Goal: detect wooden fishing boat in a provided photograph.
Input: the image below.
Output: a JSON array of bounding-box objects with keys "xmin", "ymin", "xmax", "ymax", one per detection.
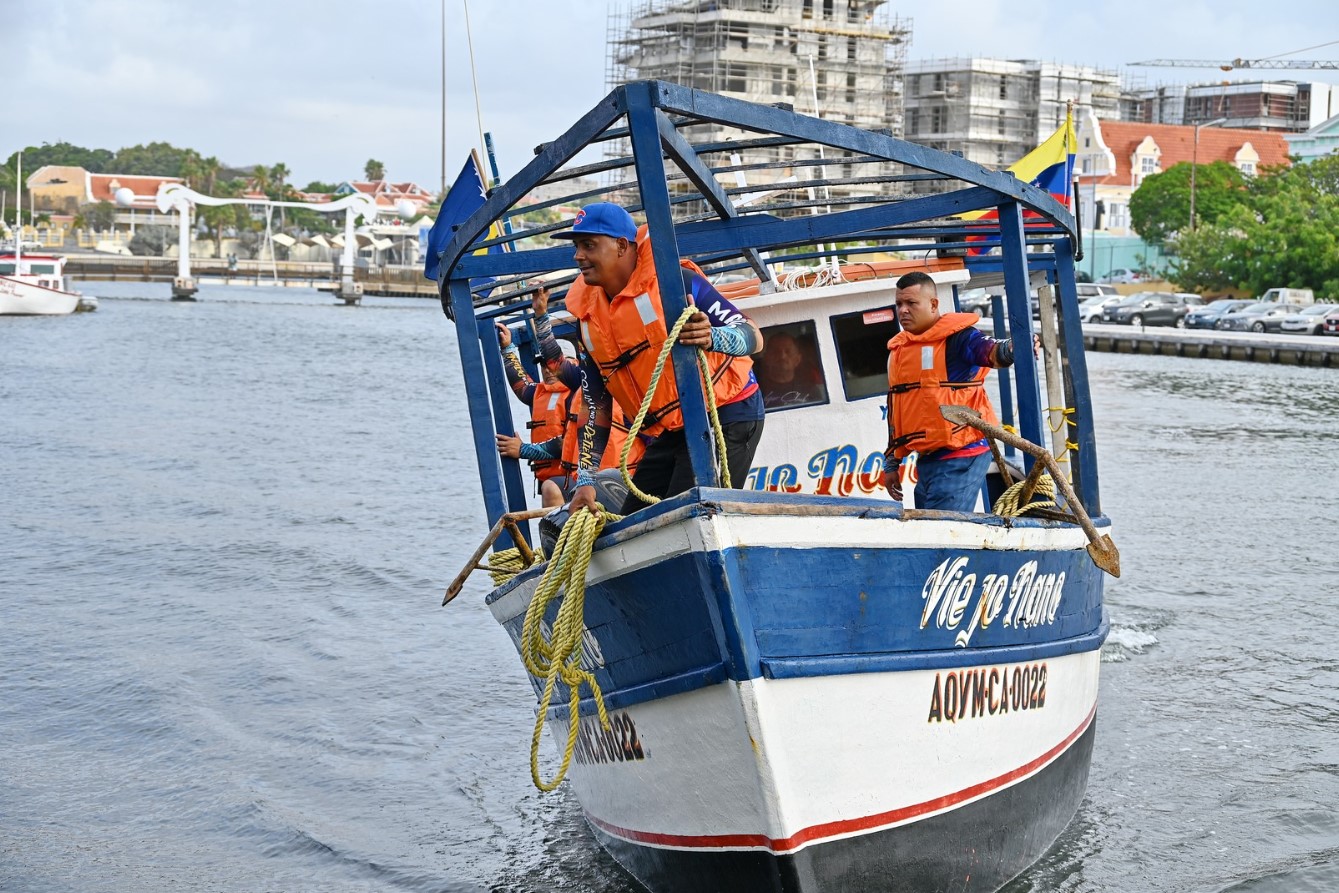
[{"xmin": 437, "ymin": 81, "xmax": 1116, "ymax": 893}]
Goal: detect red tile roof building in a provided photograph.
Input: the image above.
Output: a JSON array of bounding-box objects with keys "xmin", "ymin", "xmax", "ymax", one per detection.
[{"xmin": 1074, "ymin": 115, "xmax": 1291, "ymax": 237}]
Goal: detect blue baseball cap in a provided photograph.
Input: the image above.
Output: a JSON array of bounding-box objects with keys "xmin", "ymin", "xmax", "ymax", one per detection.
[{"xmin": 550, "ymin": 202, "xmax": 637, "ymax": 242}]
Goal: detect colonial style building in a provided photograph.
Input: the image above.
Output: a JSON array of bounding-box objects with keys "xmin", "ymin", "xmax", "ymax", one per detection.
[
  {"xmin": 1074, "ymin": 114, "xmax": 1291, "ymax": 237},
  {"xmin": 26, "ymin": 166, "xmax": 184, "ymax": 228}
]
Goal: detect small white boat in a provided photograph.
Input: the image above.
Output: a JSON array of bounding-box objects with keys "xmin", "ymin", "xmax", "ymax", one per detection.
[{"xmin": 0, "ymin": 253, "xmax": 83, "ymax": 316}]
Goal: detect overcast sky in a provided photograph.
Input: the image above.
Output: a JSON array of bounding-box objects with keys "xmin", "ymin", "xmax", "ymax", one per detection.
[{"xmin": 7, "ymin": 0, "xmax": 1337, "ymax": 191}]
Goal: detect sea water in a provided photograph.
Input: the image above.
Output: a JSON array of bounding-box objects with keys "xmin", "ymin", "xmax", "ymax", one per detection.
[{"xmin": 2, "ymin": 284, "xmax": 1336, "ymax": 892}]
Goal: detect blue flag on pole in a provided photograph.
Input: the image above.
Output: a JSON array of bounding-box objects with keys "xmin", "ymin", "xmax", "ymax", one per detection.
[{"xmin": 424, "ymin": 150, "xmax": 496, "ymax": 282}]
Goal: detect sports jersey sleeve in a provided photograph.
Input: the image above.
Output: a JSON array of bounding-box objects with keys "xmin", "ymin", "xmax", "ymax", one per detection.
[
  {"xmin": 682, "ymin": 270, "xmax": 760, "ymax": 357},
  {"xmin": 501, "ymin": 345, "xmax": 538, "ymax": 403},
  {"xmin": 574, "ymin": 352, "xmax": 611, "ymax": 489}
]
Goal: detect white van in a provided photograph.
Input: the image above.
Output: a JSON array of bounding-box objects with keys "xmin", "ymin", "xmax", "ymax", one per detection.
[{"xmin": 1258, "ymin": 287, "xmax": 1314, "ymax": 305}]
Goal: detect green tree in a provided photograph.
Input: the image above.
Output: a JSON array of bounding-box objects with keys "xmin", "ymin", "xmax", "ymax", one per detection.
[
  {"xmin": 199, "ymin": 179, "xmax": 249, "ymax": 257},
  {"xmin": 5, "ymin": 141, "xmax": 115, "ymax": 173},
  {"xmin": 364, "ymin": 158, "xmax": 385, "ymax": 181},
  {"xmin": 111, "ymin": 142, "xmax": 195, "ymax": 176},
  {"xmin": 1173, "ymin": 157, "xmax": 1339, "ymax": 297},
  {"xmin": 199, "ymin": 156, "xmax": 222, "ymax": 195},
  {"xmin": 302, "ymin": 180, "xmax": 338, "ymax": 194},
  {"xmin": 270, "ymin": 163, "xmax": 291, "ymax": 197},
  {"xmin": 1129, "ymin": 161, "xmax": 1245, "ymax": 245},
  {"xmin": 269, "ymin": 162, "xmax": 292, "ymax": 227},
  {"xmin": 81, "ymin": 201, "xmax": 117, "ymax": 231}
]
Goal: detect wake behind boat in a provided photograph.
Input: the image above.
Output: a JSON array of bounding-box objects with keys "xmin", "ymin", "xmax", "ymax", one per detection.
[{"xmin": 436, "ymin": 81, "xmax": 1115, "ymax": 893}]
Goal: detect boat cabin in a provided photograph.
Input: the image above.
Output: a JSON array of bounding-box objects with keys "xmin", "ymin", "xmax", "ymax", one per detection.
[
  {"xmin": 436, "ymin": 80, "xmax": 1102, "ymax": 538},
  {"xmin": 0, "ymin": 254, "xmax": 70, "ymax": 292}
]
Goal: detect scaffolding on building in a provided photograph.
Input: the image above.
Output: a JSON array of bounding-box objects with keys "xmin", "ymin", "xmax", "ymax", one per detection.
[
  {"xmin": 903, "ymin": 58, "xmax": 1120, "ymax": 171},
  {"xmin": 605, "ymin": 0, "xmax": 912, "ymax": 209}
]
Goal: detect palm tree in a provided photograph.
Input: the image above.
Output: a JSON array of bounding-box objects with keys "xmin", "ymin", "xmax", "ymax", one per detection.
[
  {"xmin": 200, "ymin": 156, "xmax": 221, "ymax": 195},
  {"xmin": 180, "ymin": 150, "xmax": 204, "ymax": 190},
  {"xmin": 364, "ymin": 158, "xmax": 386, "ymax": 182},
  {"xmin": 251, "ymin": 165, "xmax": 271, "ymax": 197},
  {"xmin": 270, "ymin": 162, "xmax": 291, "ymax": 228}
]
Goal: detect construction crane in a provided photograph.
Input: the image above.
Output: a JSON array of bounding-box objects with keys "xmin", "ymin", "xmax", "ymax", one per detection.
[{"xmin": 1129, "ymin": 58, "xmax": 1339, "ymax": 71}]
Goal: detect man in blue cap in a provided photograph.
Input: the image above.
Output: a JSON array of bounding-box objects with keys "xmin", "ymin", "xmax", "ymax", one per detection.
[{"xmin": 548, "ymin": 202, "xmax": 765, "ymax": 516}]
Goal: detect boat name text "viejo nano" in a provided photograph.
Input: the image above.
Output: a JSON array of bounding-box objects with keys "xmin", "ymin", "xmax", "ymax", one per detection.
[
  {"xmin": 921, "ymin": 557, "xmax": 1066, "ymax": 647},
  {"xmin": 927, "ymin": 662, "xmax": 1048, "ymax": 723}
]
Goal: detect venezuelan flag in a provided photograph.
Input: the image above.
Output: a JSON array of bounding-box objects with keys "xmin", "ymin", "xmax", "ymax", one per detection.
[{"xmin": 961, "ymin": 110, "xmax": 1076, "ymax": 253}]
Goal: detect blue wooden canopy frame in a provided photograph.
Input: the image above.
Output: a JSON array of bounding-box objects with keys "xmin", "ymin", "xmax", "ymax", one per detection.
[{"xmin": 437, "ymin": 81, "xmax": 1102, "ymax": 543}]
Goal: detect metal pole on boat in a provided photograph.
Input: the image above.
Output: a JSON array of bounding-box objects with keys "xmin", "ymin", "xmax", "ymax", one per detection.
[
  {"xmin": 13, "ymin": 152, "xmax": 20, "ymax": 269},
  {"xmin": 625, "ymin": 83, "xmax": 718, "ymax": 488},
  {"xmin": 1052, "ymin": 239, "xmax": 1102, "ymax": 514},
  {"xmin": 996, "ymin": 201, "xmax": 1047, "ymax": 466},
  {"xmin": 1036, "ymin": 282, "xmax": 1068, "ymax": 472}
]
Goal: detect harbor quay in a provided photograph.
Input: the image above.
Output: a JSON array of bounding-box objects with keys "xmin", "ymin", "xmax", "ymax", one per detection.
[
  {"xmin": 61, "ymin": 253, "xmax": 437, "ymax": 297},
  {"xmin": 1079, "ymin": 323, "xmax": 1339, "ymax": 367}
]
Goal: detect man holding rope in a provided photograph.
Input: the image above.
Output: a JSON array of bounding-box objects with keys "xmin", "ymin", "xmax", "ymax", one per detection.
[{"xmin": 555, "ymin": 203, "xmax": 765, "ymax": 516}]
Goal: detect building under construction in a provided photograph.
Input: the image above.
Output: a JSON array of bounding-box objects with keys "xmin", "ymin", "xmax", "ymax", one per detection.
[
  {"xmin": 902, "ymin": 58, "xmax": 1121, "ymax": 169},
  {"xmin": 607, "ymin": 0, "xmax": 911, "ymax": 206}
]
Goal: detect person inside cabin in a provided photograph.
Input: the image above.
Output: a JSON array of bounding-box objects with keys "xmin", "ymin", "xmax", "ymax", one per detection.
[
  {"xmin": 756, "ymin": 328, "xmax": 826, "ymax": 409},
  {"xmin": 554, "ymin": 202, "xmax": 765, "ymax": 517},
  {"xmin": 883, "ymin": 270, "xmax": 1015, "ymax": 513},
  {"xmin": 494, "ymin": 290, "xmax": 584, "ymax": 508}
]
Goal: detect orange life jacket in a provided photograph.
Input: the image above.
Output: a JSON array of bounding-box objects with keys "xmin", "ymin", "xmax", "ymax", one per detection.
[
  {"xmin": 886, "ymin": 312, "xmax": 999, "ymax": 459},
  {"xmin": 564, "ymin": 226, "xmax": 754, "ymax": 440},
  {"xmin": 600, "ymin": 410, "xmax": 645, "ymax": 474},
  {"xmin": 528, "ymin": 380, "xmax": 578, "ymax": 482}
]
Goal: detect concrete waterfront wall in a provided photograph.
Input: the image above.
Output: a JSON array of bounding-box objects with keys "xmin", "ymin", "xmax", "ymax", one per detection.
[{"xmin": 1082, "ymin": 326, "xmax": 1338, "ymax": 367}]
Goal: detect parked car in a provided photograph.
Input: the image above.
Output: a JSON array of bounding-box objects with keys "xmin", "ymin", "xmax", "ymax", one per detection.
[
  {"xmin": 1324, "ymin": 307, "xmax": 1339, "ymax": 336},
  {"xmin": 1216, "ymin": 302, "xmax": 1304, "ymax": 332},
  {"xmin": 1184, "ymin": 299, "xmax": 1253, "ymax": 329},
  {"xmin": 1278, "ymin": 303, "xmax": 1336, "ymax": 336},
  {"xmin": 956, "ymin": 288, "xmax": 993, "ymax": 317},
  {"xmin": 1098, "ymin": 267, "xmax": 1143, "ymax": 284},
  {"xmin": 1101, "ymin": 293, "xmax": 1153, "ymax": 323},
  {"xmin": 1078, "ymin": 294, "xmax": 1125, "ymax": 323},
  {"xmin": 1257, "ymin": 287, "xmax": 1315, "ymax": 305},
  {"xmin": 1109, "ymin": 292, "xmax": 1203, "ymax": 327},
  {"xmin": 1076, "ymin": 283, "xmax": 1119, "ymax": 301}
]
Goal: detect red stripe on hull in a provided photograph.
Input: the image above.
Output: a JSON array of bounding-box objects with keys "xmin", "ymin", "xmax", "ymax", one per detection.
[{"xmin": 586, "ymin": 702, "xmax": 1097, "ymax": 854}]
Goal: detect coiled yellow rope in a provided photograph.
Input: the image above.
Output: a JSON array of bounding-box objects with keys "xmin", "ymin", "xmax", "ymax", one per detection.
[
  {"xmin": 519, "ymin": 505, "xmax": 621, "ymax": 791},
  {"xmin": 488, "ymin": 547, "xmax": 544, "ymax": 586},
  {"xmin": 619, "ymin": 306, "xmax": 731, "ymax": 504},
  {"xmin": 992, "ymin": 472, "xmax": 1058, "ymax": 518}
]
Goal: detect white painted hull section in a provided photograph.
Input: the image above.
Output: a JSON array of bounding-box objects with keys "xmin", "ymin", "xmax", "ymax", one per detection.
[
  {"xmin": 0, "ymin": 276, "xmax": 80, "ymax": 316},
  {"xmin": 561, "ymin": 649, "xmax": 1099, "ymax": 854}
]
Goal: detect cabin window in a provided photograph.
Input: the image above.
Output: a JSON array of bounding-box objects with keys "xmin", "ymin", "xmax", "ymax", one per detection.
[
  {"xmin": 757, "ymin": 321, "xmax": 828, "ymax": 411},
  {"xmin": 31, "ymin": 264, "xmax": 57, "ymax": 275},
  {"xmin": 0, "ymin": 264, "xmax": 15, "ymax": 275},
  {"xmin": 831, "ymin": 306, "xmax": 899, "ymax": 401}
]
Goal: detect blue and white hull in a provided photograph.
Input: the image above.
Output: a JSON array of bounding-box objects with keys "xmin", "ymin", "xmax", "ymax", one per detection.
[{"xmin": 487, "ymin": 490, "xmax": 1108, "ymax": 893}]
